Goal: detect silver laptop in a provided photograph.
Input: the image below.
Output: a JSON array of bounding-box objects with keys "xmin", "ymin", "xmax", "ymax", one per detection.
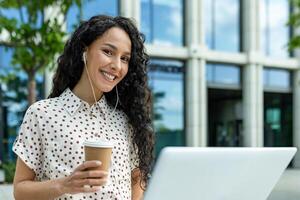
[{"xmin": 144, "ymin": 147, "xmax": 297, "ymax": 200}]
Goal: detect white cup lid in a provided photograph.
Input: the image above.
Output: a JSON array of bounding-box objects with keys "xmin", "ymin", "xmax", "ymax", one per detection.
[{"xmin": 83, "ymin": 140, "xmax": 114, "ymax": 148}]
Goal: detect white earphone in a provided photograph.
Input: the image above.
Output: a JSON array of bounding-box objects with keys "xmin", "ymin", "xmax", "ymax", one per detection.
[
  {"xmin": 82, "ymin": 51, "xmax": 87, "ymax": 66},
  {"xmin": 82, "ymin": 50, "xmax": 119, "ymax": 115}
]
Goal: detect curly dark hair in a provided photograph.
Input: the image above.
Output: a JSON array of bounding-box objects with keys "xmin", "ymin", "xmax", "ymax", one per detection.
[{"xmin": 48, "ymin": 15, "xmax": 154, "ymax": 187}]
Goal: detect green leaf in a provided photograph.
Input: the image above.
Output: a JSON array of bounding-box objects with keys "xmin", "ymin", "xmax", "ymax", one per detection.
[
  {"xmin": 288, "ymin": 0, "xmax": 300, "ymax": 51},
  {"xmin": 0, "ymin": 0, "xmax": 81, "ymax": 104}
]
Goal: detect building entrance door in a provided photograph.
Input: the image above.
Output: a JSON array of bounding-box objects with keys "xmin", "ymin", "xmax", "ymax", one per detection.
[
  {"xmin": 208, "ymin": 89, "xmax": 243, "ymax": 146},
  {"xmin": 264, "ymin": 92, "xmax": 293, "ymax": 147}
]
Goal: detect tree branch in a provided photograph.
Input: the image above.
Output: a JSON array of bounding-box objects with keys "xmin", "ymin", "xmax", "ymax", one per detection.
[
  {"xmin": 35, "ymin": 58, "xmax": 48, "ymax": 72},
  {"xmin": 22, "ymin": 64, "xmax": 31, "ymax": 74},
  {"xmin": 0, "ymin": 40, "xmax": 20, "ymax": 47},
  {"xmin": 61, "ymin": 1, "xmax": 70, "ymax": 24}
]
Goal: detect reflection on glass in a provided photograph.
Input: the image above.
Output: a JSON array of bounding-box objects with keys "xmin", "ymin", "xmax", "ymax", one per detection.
[
  {"xmin": 0, "ymin": 7, "xmax": 42, "ymax": 25},
  {"xmin": 205, "ymin": 0, "xmax": 240, "ymax": 52},
  {"xmin": 141, "ymin": 0, "xmax": 151, "ymax": 43},
  {"xmin": 141, "ymin": 0, "xmax": 183, "ymax": 46},
  {"xmin": 206, "ymin": 63, "xmax": 214, "ymax": 82},
  {"xmin": 0, "ymin": 8, "xmax": 19, "ymax": 20},
  {"xmin": 263, "ymin": 68, "xmax": 290, "ymax": 89},
  {"xmin": 208, "ymin": 89, "xmax": 243, "ymax": 147},
  {"xmin": 0, "ymin": 47, "xmax": 44, "ymax": 160},
  {"xmin": 0, "ymin": 47, "xmax": 13, "ymax": 74},
  {"xmin": 67, "ymin": 0, "xmax": 118, "ymax": 32},
  {"xmin": 206, "ymin": 63, "xmax": 240, "ymax": 85},
  {"xmin": 148, "ymin": 59, "xmax": 185, "ymax": 155},
  {"xmin": 260, "ymin": 0, "xmax": 290, "ymax": 58},
  {"xmin": 264, "ymin": 93, "xmax": 292, "ymax": 147}
]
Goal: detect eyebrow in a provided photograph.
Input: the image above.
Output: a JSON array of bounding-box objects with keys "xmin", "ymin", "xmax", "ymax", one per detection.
[{"xmin": 103, "ymin": 43, "xmax": 131, "ymax": 56}]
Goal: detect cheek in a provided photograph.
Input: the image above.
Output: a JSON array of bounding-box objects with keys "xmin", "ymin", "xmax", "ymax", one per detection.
[
  {"xmin": 121, "ymin": 66, "xmax": 129, "ymax": 78},
  {"xmin": 96, "ymin": 53, "xmax": 110, "ymax": 64}
]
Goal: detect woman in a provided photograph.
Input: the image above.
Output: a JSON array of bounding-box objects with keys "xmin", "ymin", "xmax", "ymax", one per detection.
[{"xmin": 12, "ymin": 15, "xmax": 154, "ymax": 200}]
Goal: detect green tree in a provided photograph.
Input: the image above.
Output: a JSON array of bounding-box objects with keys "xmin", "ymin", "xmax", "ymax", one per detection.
[
  {"xmin": 288, "ymin": 0, "xmax": 300, "ymax": 51},
  {"xmin": 0, "ymin": 0, "xmax": 81, "ymax": 105}
]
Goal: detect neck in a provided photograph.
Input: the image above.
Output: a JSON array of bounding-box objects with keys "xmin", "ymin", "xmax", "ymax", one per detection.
[{"xmin": 72, "ymin": 73, "xmax": 103, "ymax": 106}]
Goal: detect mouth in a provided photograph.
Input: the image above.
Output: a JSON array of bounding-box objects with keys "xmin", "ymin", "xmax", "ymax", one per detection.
[{"xmin": 100, "ymin": 70, "xmax": 117, "ymax": 81}]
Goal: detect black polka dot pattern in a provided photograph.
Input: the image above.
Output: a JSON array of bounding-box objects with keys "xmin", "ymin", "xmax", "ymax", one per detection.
[{"xmin": 12, "ymin": 88, "xmax": 139, "ymax": 200}]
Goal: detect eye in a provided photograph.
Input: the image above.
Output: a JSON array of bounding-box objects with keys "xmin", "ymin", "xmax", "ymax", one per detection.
[
  {"xmin": 121, "ymin": 56, "xmax": 130, "ymax": 64},
  {"xmin": 103, "ymin": 49, "xmax": 113, "ymax": 56}
]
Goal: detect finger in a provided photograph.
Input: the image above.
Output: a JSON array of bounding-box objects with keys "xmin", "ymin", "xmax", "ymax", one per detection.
[
  {"xmin": 89, "ymin": 179, "xmax": 107, "ymax": 186},
  {"xmin": 73, "ymin": 186, "xmax": 102, "ymax": 193},
  {"xmin": 74, "ymin": 161, "xmax": 102, "ymax": 172},
  {"xmin": 73, "ymin": 178, "xmax": 108, "ymax": 187},
  {"xmin": 72, "ymin": 170, "xmax": 108, "ymax": 180}
]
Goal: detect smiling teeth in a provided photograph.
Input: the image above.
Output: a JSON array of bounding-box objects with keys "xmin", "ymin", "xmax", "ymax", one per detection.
[{"xmin": 102, "ymin": 71, "xmax": 115, "ymax": 80}]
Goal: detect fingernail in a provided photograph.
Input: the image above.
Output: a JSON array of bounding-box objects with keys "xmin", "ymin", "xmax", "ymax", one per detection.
[{"xmin": 96, "ymin": 161, "xmax": 101, "ymax": 165}]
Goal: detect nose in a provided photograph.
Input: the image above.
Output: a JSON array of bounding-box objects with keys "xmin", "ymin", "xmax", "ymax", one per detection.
[{"xmin": 110, "ymin": 57, "xmax": 122, "ymax": 71}]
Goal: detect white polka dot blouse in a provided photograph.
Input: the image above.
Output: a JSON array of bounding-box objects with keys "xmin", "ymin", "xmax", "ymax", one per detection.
[{"xmin": 13, "ymin": 88, "xmax": 139, "ymax": 200}]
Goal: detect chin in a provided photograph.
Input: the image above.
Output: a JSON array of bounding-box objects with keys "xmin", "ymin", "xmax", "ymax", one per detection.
[{"xmin": 100, "ymin": 86, "xmax": 114, "ymax": 93}]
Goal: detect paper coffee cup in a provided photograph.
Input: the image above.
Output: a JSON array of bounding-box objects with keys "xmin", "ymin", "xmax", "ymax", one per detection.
[{"xmin": 83, "ymin": 140, "xmax": 114, "ymax": 172}]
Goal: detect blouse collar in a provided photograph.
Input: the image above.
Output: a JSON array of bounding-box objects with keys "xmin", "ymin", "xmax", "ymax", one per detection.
[{"xmin": 59, "ymin": 88, "xmax": 111, "ymax": 116}]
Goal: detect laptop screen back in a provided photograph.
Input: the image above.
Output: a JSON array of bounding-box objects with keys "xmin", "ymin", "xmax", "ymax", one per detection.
[{"xmin": 144, "ymin": 147, "xmax": 297, "ymax": 200}]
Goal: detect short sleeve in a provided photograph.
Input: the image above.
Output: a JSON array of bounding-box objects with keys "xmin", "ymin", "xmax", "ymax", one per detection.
[
  {"xmin": 129, "ymin": 126, "xmax": 139, "ymax": 171},
  {"xmin": 12, "ymin": 104, "xmax": 44, "ymax": 177}
]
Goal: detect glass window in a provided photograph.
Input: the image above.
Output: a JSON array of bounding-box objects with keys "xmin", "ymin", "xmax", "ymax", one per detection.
[
  {"xmin": 205, "ymin": 0, "xmax": 241, "ymax": 52},
  {"xmin": 0, "ymin": 6, "xmax": 45, "ymax": 162},
  {"xmin": 148, "ymin": 59, "xmax": 185, "ymax": 155},
  {"xmin": 264, "ymin": 93, "xmax": 292, "ymax": 147},
  {"xmin": 0, "ymin": 7, "xmax": 42, "ymax": 26},
  {"xmin": 208, "ymin": 89, "xmax": 243, "ymax": 147},
  {"xmin": 67, "ymin": 0, "xmax": 118, "ymax": 32},
  {"xmin": 263, "ymin": 68, "xmax": 291, "ymax": 89},
  {"xmin": 0, "ymin": 47, "xmax": 13, "ymax": 74},
  {"xmin": 206, "ymin": 63, "xmax": 241, "ymax": 85},
  {"xmin": 0, "ymin": 47, "xmax": 44, "ymax": 161},
  {"xmin": 260, "ymin": 0, "xmax": 290, "ymax": 58},
  {"xmin": 141, "ymin": 0, "xmax": 184, "ymax": 46},
  {"xmin": 0, "ymin": 8, "xmax": 19, "ymax": 19}
]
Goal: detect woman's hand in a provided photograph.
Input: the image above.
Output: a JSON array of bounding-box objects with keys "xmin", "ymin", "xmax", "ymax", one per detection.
[{"xmin": 57, "ymin": 160, "xmax": 108, "ymax": 195}]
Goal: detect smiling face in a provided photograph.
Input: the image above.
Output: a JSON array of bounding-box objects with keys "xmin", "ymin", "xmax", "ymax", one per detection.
[{"xmin": 80, "ymin": 27, "xmax": 131, "ymax": 97}]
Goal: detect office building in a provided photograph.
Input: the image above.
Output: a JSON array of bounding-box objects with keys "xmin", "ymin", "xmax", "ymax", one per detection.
[{"xmin": 1, "ymin": 0, "xmax": 299, "ymax": 166}]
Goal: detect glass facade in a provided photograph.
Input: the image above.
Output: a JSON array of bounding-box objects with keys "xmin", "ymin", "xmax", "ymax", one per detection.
[
  {"xmin": 207, "ymin": 63, "xmax": 241, "ymax": 86},
  {"xmin": 67, "ymin": 0, "xmax": 118, "ymax": 32},
  {"xmin": 263, "ymin": 68, "xmax": 292, "ymax": 147},
  {"xmin": 264, "ymin": 93, "xmax": 293, "ymax": 147},
  {"xmin": 148, "ymin": 59, "xmax": 185, "ymax": 155},
  {"xmin": 260, "ymin": 0, "xmax": 290, "ymax": 58},
  {"xmin": 263, "ymin": 68, "xmax": 291, "ymax": 90},
  {"xmin": 0, "ymin": 8, "xmax": 45, "ymax": 161},
  {"xmin": 0, "ymin": 0, "xmax": 298, "ymax": 167},
  {"xmin": 207, "ymin": 63, "xmax": 242, "ymax": 147},
  {"xmin": 0, "ymin": 47, "xmax": 13, "ymax": 72},
  {"xmin": 0, "ymin": 47, "xmax": 44, "ymax": 161},
  {"xmin": 0, "ymin": 8, "xmax": 19, "ymax": 20},
  {"xmin": 0, "ymin": 7, "xmax": 42, "ymax": 25},
  {"xmin": 141, "ymin": 0, "xmax": 184, "ymax": 46},
  {"xmin": 208, "ymin": 89, "xmax": 243, "ymax": 147},
  {"xmin": 204, "ymin": 0, "xmax": 241, "ymax": 52}
]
